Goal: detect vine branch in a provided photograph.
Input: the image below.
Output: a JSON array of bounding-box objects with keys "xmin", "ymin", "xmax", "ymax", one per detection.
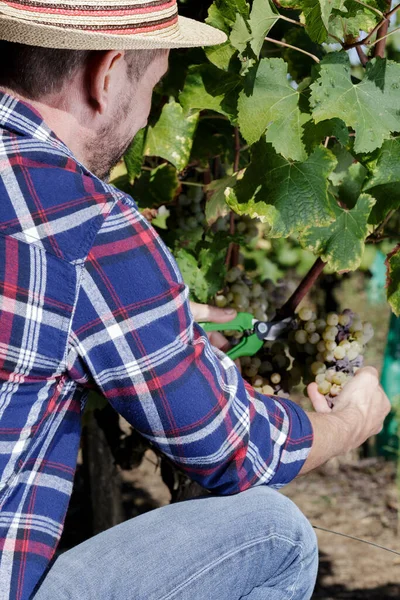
[
  {"xmin": 226, "ymin": 128, "xmax": 241, "ymax": 268},
  {"xmin": 275, "ymin": 258, "xmax": 326, "ymax": 320},
  {"xmin": 264, "ymin": 36, "xmax": 320, "ymax": 63}
]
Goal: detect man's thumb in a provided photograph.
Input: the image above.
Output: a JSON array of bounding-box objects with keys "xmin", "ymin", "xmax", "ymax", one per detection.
[{"xmin": 307, "ymin": 382, "xmax": 332, "ymax": 414}]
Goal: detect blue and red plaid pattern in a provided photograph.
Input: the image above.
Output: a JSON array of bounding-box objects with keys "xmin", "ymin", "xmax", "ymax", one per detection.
[{"xmin": 0, "ymin": 91, "xmax": 313, "ymax": 600}]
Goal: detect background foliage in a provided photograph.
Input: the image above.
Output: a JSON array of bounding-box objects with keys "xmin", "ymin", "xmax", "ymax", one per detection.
[{"xmin": 112, "ymin": 0, "xmax": 400, "ymax": 314}]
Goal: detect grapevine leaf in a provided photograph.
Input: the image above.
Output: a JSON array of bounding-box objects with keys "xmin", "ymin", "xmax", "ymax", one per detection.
[
  {"xmin": 174, "ymin": 235, "xmax": 228, "ymax": 302},
  {"xmin": 175, "ymin": 249, "xmax": 209, "ymax": 303},
  {"xmin": 338, "ymin": 163, "xmax": 367, "ymax": 209},
  {"xmin": 310, "ymin": 53, "xmax": 400, "ymax": 154},
  {"xmin": 205, "ymin": 174, "xmax": 237, "ymax": 225},
  {"xmin": 145, "ymin": 100, "xmax": 199, "ymax": 171},
  {"xmin": 302, "ymin": 0, "xmax": 329, "ymax": 43},
  {"xmin": 205, "ymin": 41, "xmax": 238, "ymax": 70},
  {"xmin": 362, "ymin": 138, "xmax": 400, "ymax": 223},
  {"xmin": 248, "ymin": 0, "xmax": 279, "ymax": 56},
  {"xmin": 230, "ymin": 13, "xmax": 252, "ymax": 54},
  {"xmin": 206, "ymin": 0, "xmax": 250, "ymax": 34},
  {"xmin": 386, "ymin": 244, "xmax": 400, "ymax": 316},
  {"xmin": 131, "ymin": 163, "xmax": 179, "ymax": 208},
  {"xmin": 328, "ymin": 9, "xmax": 376, "ymax": 40},
  {"xmin": 124, "ymin": 128, "xmax": 146, "ymax": 183},
  {"xmin": 179, "ymin": 64, "xmax": 240, "ymax": 121},
  {"xmin": 237, "ymin": 58, "xmax": 308, "ymax": 160},
  {"xmin": 225, "ymin": 141, "xmax": 337, "ymax": 237},
  {"xmin": 300, "ymin": 193, "xmax": 375, "ymax": 271},
  {"xmin": 303, "ymin": 118, "xmax": 349, "ymax": 153}
]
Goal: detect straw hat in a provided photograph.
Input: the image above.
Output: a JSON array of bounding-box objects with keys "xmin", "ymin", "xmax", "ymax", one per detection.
[{"xmin": 0, "ymin": 0, "xmax": 227, "ymax": 50}]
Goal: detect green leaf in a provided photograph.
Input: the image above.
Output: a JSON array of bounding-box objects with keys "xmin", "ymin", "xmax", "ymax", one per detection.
[
  {"xmin": 386, "ymin": 244, "xmax": 400, "ymax": 316},
  {"xmin": 303, "ymin": 118, "xmax": 349, "ymax": 153},
  {"xmin": 179, "ymin": 64, "xmax": 240, "ymax": 121},
  {"xmin": 124, "ymin": 128, "xmax": 146, "ymax": 183},
  {"xmin": 175, "ymin": 249, "xmax": 209, "ymax": 302},
  {"xmin": 300, "ymin": 193, "xmax": 375, "ymax": 271},
  {"xmin": 174, "ymin": 234, "xmax": 228, "ymax": 302},
  {"xmin": 362, "ymin": 138, "xmax": 400, "ymax": 223},
  {"xmin": 225, "ymin": 141, "xmax": 337, "ymax": 237},
  {"xmin": 302, "ymin": 0, "xmax": 329, "ymax": 43},
  {"xmin": 237, "ymin": 58, "xmax": 308, "ymax": 160},
  {"xmin": 230, "ymin": 13, "xmax": 252, "ymax": 54},
  {"xmin": 310, "ymin": 53, "xmax": 400, "ymax": 154},
  {"xmin": 206, "ymin": 0, "xmax": 250, "ymax": 34},
  {"xmin": 144, "ymin": 100, "xmax": 199, "ymax": 171},
  {"xmin": 248, "ymin": 0, "xmax": 279, "ymax": 56},
  {"xmin": 205, "ymin": 41, "xmax": 238, "ymax": 70},
  {"xmin": 205, "ymin": 174, "xmax": 237, "ymax": 225},
  {"xmin": 132, "ymin": 163, "xmax": 179, "ymax": 208}
]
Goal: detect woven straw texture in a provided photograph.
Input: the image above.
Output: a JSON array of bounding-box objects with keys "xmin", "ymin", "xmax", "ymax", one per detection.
[{"xmin": 0, "ymin": 0, "xmax": 227, "ymax": 49}]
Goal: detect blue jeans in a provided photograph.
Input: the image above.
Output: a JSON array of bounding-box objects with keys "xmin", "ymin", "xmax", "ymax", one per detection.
[{"xmin": 35, "ymin": 486, "xmax": 318, "ymax": 600}]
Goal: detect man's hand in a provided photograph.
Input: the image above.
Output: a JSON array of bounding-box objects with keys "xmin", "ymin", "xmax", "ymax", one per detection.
[
  {"xmin": 189, "ymin": 301, "xmax": 237, "ymax": 356},
  {"xmin": 300, "ymin": 366, "xmax": 391, "ymax": 474},
  {"xmin": 307, "ymin": 366, "xmax": 391, "ymax": 451}
]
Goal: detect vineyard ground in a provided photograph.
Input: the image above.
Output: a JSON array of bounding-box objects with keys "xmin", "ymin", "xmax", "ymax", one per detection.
[{"xmin": 122, "ymin": 450, "xmax": 400, "ymax": 600}]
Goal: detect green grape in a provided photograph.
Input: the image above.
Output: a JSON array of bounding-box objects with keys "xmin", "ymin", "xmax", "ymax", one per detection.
[
  {"xmin": 325, "ymin": 369, "xmax": 336, "ymax": 382},
  {"xmin": 326, "ymin": 312, "xmax": 339, "ymax": 326},
  {"xmin": 304, "ymin": 343, "xmax": 317, "ymax": 355},
  {"xmin": 226, "ymin": 267, "xmax": 241, "ymax": 283},
  {"xmin": 330, "ymin": 384, "xmax": 342, "ymax": 397},
  {"xmin": 259, "ymin": 361, "xmax": 273, "ymax": 374},
  {"xmin": 308, "ymin": 332, "xmax": 320, "ymax": 345},
  {"xmin": 215, "ymin": 294, "xmax": 228, "ymax": 308},
  {"xmin": 332, "ymin": 371, "xmax": 347, "ymax": 385},
  {"xmin": 338, "ymin": 313, "xmax": 351, "ymax": 326},
  {"xmin": 315, "ymin": 319, "xmax": 327, "ymax": 332},
  {"xmin": 294, "ymin": 329, "xmax": 308, "ymax": 344},
  {"xmin": 315, "ymin": 373, "xmax": 327, "ymax": 385},
  {"xmin": 299, "ymin": 307, "xmax": 313, "ymax": 321},
  {"xmin": 270, "ymin": 372, "xmax": 281, "ymax": 384},
  {"xmin": 311, "ymin": 361, "xmax": 326, "ymax": 375},
  {"xmin": 262, "ymin": 384, "xmax": 274, "ymax": 395},
  {"xmin": 333, "ymin": 346, "xmax": 346, "ymax": 360},
  {"xmin": 253, "ymin": 376, "xmax": 264, "ymax": 388},
  {"xmin": 347, "ymin": 348, "xmax": 359, "ymax": 361},
  {"xmin": 318, "ymin": 380, "xmax": 332, "ymax": 395},
  {"xmin": 252, "ymin": 357, "xmax": 262, "ymax": 369},
  {"xmin": 325, "ymin": 340, "xmax": 337, "ymax": 351},
  {"xmin": 323, "ymin": 350, "xmax": 335, "ymax": 363},
  {"xmin": 322, "ymin": 326, "xmax": 338, "ymax": 341},
  {"xmin": 304, "ymin": 321, "xmax": 316, "ymax": 333},
  {"xmin": 350, "ymin": 320, "xmax": 363, "ymax": 333},
  {"xmin": 339, "ymin": 340, "xmax": 351, "ymax": 350},
  {"xmin": 244, "ymin": 366, "xmax": 258, "ymax": 378},
  {"xmin": 316, "ymin": 340, "xmax": 326, "ymax": 353}
]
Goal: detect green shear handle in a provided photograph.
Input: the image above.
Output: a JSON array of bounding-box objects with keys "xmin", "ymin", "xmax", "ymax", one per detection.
[{"xmin": 200, "ymin": 312, "xmax": 264, "ymax": 361}]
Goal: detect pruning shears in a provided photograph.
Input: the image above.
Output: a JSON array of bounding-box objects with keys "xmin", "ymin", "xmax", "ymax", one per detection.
[{"xmin": 201, "ymin": 312, "xmax": 292, "ymax": 360}]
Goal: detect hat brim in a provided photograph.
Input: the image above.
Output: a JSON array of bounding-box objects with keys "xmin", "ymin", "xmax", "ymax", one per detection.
[{"xmin": 0, "ymin": 14, "xmax": 227, "ymax": 50}]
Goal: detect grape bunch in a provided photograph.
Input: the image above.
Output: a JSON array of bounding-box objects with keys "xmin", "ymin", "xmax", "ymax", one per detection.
[
  {"xmin": 240, "ymin": 341, "xmax": 293, "ymax": 396},
  {"xmin": 173, "ymin": 187, "xmax": 205, "ymax": 234},
  {"xmin": 214, "ymin": 266, "xmax": 270, "ymax": 322},
  {"xmin": 290, "ymin": 307, "xmax": 374, "ymax": 407}
]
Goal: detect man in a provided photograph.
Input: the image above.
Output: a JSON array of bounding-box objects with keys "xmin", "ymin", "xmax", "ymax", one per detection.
[{"xmin": 0, "ymin": 2, "xmax": 390, "ymax": 599}]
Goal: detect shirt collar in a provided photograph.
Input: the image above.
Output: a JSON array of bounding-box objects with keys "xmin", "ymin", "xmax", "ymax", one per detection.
[{"xmin": 0, "ymin": 90, "xmax": 75, "ymax": 159}]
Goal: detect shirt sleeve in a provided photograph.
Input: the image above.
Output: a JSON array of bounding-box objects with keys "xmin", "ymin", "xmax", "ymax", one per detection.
[{"xmin": 67, "ymin": 194, "xmax": 313, "ymax": 494}]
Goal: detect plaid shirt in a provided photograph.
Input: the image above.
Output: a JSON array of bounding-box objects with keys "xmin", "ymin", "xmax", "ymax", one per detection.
[{"xmin": 0, "ymin": 91, "xmax": 313, "ymax": 600}]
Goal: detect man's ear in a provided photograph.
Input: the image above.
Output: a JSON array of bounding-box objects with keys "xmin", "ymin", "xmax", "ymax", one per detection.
[{"xmin": 88, "ymin": 50, "xmax": 125, "ymax": 115}]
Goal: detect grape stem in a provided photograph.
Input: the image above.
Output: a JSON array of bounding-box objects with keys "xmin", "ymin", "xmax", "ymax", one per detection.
[
  {"xmin": 275, "ymin": 257, "xmax": 326, "ymax": 320},
  {"xmin": 373, "ymin": 0, "xmax": 391, "ymax": 58},
  {"xmin": 226, "ymin": 128, "xmax": 241, "ymax": 268}
]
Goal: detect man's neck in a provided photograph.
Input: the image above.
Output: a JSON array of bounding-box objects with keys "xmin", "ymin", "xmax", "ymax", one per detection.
[{"xmin": 1, "ymin": 86, "xmax": 93, "ymax": 167}]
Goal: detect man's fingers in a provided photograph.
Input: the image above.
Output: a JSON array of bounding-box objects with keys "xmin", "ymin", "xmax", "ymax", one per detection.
[
  {"xmin": 190, "ymin": 301, "xmax": 237, "ymax": 323},
  {"xmin": 307, "ymin": 382, "xmax": 332, "ymax": 414},
  {"xmin": 207, "ymin": 331, "xmax": 231, "ymax": 353},
  {"xmin": 354, "ymin": 365, "xmax": 379, "ymax": 380}
]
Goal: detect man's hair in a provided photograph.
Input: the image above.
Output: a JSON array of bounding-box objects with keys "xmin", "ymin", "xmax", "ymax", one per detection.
[{"xmin": 0, "ymin": 41, "xmax": 164, "ymax": 100}]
